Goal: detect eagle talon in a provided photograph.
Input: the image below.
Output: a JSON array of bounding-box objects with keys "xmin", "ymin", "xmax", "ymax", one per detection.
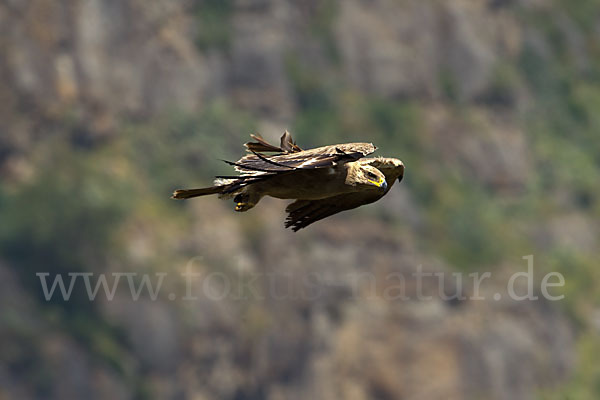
[{"xmin": 235, "ymin": 202, "xmax": 253, "ymax": 212}]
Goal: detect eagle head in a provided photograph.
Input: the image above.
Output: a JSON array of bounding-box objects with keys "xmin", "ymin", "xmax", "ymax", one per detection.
[{"xmin": 346, "ymin": 163, "xmax": 388, "ymax": 191}]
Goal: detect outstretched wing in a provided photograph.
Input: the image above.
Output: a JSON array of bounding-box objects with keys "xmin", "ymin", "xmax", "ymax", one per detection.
[
  {"xmin": 229, "ymin": 142, "xmax": 376, "ymax": 174},
  {"xmin": 215, "ymin": 133, "xmax": 375, "ymax": 196},
  {"xmin": 226, "ymin": 131, "xmax": 374, "ymax": 173},
  {"xmin": 284, "ymin": 157, "xmax": 404, "ymax": 231},
  {"xmin": 285, "ymin": 191, "xmax": 384, "ymax": 231}
]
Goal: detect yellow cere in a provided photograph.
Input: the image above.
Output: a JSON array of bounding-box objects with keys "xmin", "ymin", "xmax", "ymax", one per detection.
[{"xmin": 368, "ymin": 177, "xmax": 385, "ymax": 187}]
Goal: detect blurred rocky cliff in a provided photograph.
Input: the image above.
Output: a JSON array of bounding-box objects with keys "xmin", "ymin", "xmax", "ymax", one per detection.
[
  {"xmin": 1, "ymin": 0, "xmax": 599, "ymax": 399},
  {"xmin": 0, "ymin": 0, "xmax": 546, "ymax": 152}
]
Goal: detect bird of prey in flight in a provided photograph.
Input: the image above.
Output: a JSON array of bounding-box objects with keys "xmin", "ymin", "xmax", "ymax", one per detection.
[{"xmin": 172, "ymin": 131, "xmax": 404, "ymax": 231}]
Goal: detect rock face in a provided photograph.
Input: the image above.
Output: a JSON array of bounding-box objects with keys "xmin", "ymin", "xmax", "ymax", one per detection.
[
  {"xmin": 0, "ymin": 220, "xmax": 577, "ymax": 400},
  {"xmin": 4, "ymin": 230, "xmax": 575, "ymax": 400},
  {"xmin": 0, "ymin": 0, "xmax": 206, "ymax": 144},
  {"xmin": 0, "ymin": 0, "xmax": 587, "ymax": 399},
  {"xmin": 335, "ymin": 0, "xmax": 511, "ymax": 101},
  {"xmin": 0, "ymin": 0, "xmax": 525, "ymax": 137}
]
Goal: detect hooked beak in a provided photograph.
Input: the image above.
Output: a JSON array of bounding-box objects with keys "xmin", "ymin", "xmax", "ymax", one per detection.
[{"xmin": 381, "ymin": 179, "xmax": 388, "ymax": 191}]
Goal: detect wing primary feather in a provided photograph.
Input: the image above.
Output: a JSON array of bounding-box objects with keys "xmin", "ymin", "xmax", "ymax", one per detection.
[
  {"xmin": 221, "ymin": 159, "xmax": 275, "ymax": 172},
  {"xmin": 245, "ymin": 134, "xmax": 284, "ymax": 153},
  {"xmin": 249, "ymin": 150, "xmax": 298, "ymax": 170},
  {"xmin": 278, "ymin": 130, "xmax": 303, "ymax": 153},
  {"xmin": 285, "ymin": 200, "xmax": 310, "ymax": 214},
  {"xmin": 287, "ymin": 206, "xmax": 317, "ymax": 224},
  {"xmin": 290, "ymin": 206, "xmax": 335, "ymax": 231}
]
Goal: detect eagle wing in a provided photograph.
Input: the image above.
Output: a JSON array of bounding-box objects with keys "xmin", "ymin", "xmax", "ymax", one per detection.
[
  {"xmin": 285, "ymin": 191, "xmax": 384, "ymax": 232},
  {"xmin": 230, "ymin": 142, "xmax": 376, "ymax": 173},
  {"xmin": 216, "ymin": 133, "xmax": 376, "ymax": 195},
  {"xmin": 284, "ymin": 157, "xmax": 404, "ymax": 231},
  {"xmin": 244, "ymin": 131, "xmax": 303, "ymax": 153}
]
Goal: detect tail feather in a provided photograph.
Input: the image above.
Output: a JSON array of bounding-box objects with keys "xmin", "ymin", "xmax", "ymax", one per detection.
[{"xmin": 172, "ymin": 186, "xmax": 223, "ymax": 199}]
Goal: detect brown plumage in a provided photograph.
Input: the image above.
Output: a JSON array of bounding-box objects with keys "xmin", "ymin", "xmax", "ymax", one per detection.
[{"xmin": 172, "ymin": 131, "xmax": 404, "ymax": 231}]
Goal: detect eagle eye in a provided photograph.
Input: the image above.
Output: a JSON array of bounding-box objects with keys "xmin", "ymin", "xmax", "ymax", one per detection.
[{"xmin": 366, "ymin": 171, "xmax": 378, "ymax": 179}]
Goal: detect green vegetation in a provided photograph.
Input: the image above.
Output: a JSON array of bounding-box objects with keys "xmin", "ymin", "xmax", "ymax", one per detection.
[
  {"xmin": 192, "ymin": 0, "xmax": 235, "ymax": 50},
  {"xmin": 307, "ymin": 0, "xmax": 340, "ymax": 62},
  {"xmin": 0, "ymin": 141, "xmax": 133, "ymax": 386},
  {"xmin": 0, "ymin": 101, "xmax": 258, "ymax": 394},
  {"xmin": 0, "ymin": 144, "xmax": 130, "ymax": 302}
]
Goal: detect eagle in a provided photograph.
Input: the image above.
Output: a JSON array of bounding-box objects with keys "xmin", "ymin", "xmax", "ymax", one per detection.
[{"xmin": 172, "ymin": 131, "xmax": 404, "ymax": 231}]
